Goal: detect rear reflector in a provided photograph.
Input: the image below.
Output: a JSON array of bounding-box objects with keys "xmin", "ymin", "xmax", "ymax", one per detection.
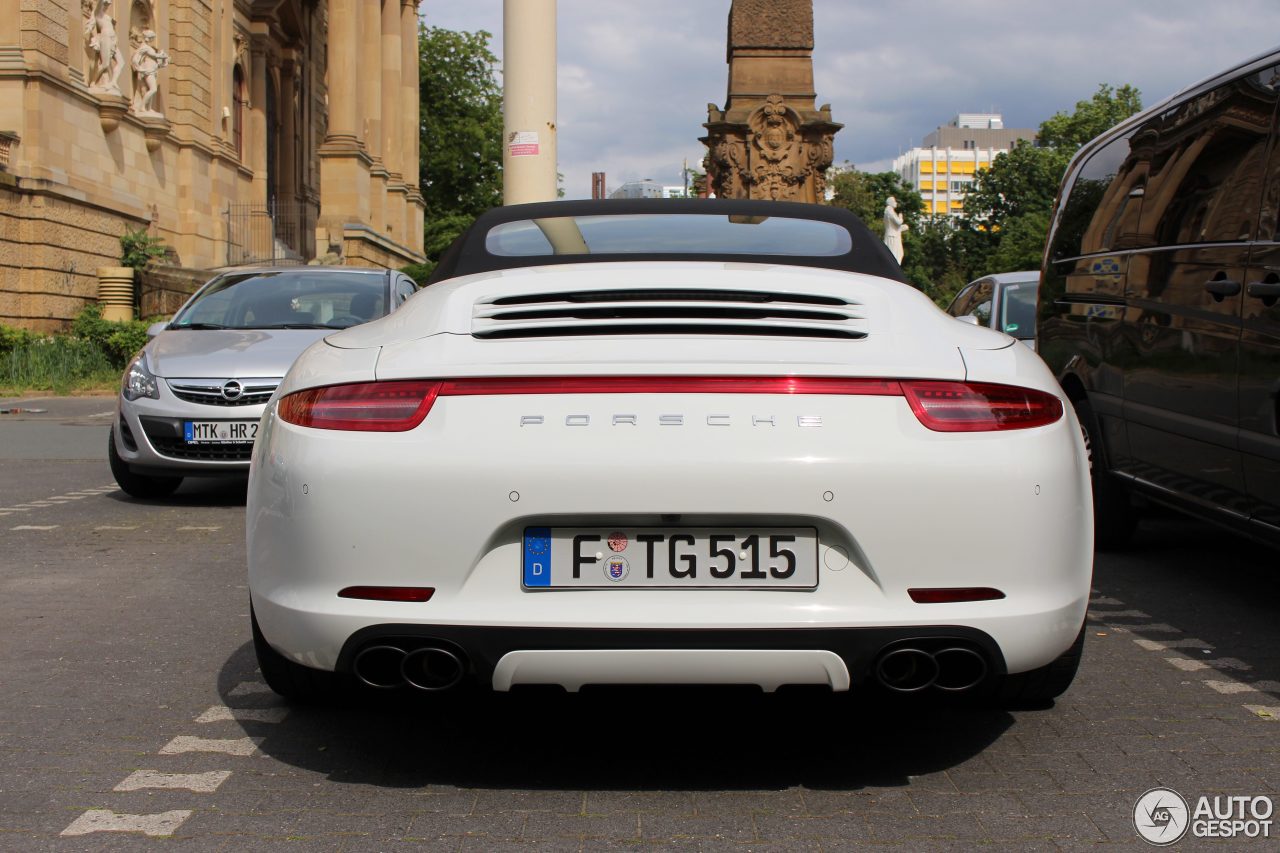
[
  {"xmin": 276, "ymin": 376, "xmax": 1062, "ymax": 432},
  {"xmin": 908, "ymin": 587, "xmax": 1006, "ymax": 604},
  {"xmin": 338, "ymin": 586, "xmax": 435, "ymax": 602}
]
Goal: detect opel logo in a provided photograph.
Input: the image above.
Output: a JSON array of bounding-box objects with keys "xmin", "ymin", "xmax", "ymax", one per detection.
[{"xmin": 221, "ymin": 380, "xmax": 244, "ymax": 401}]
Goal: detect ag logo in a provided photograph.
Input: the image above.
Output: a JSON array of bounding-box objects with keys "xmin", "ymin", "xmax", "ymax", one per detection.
[{"xmin": 1134, "ymin": 787, "xmax": 1190, "ymax": 846}]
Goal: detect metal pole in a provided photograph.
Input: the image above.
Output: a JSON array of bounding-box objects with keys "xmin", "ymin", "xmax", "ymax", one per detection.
[{"xmin": 503, "ymin": 0, "xmax": 557, "ymax": 205}]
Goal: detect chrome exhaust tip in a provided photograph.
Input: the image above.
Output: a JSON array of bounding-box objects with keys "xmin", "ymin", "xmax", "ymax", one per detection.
[
  {"xmin": 932, "ymin": 647, "xmax": 989, "ymax": 692},
  {"xmin": 353, "ymin": 644, "xmax": 408, "ymax": 689},
  {"xmin": 875, "ymin": 647, "xmax": 939, "ymax": 692},
  {"xmin": 401, "ymin": 646, "xmax": 466, "ymax": 691}
]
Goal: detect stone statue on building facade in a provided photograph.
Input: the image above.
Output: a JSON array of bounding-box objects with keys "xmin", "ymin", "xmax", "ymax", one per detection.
[
  {"xmin": 130, "ymin": 30, "xmax": 170, "ymax": 117},
  {"xmin": 883, "ymin": 196, "xmax": 908, "ymax": 264},
  {"xmin": 85, "ymin": 0, "xmax": 125, "ymax": 94}
]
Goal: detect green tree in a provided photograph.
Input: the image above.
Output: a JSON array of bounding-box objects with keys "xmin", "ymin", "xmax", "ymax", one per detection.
[
  {"xmin": 419, "ymin": 26, "xmax": 503, "ymax": 262},
  {"xmin": 960, "ymin": 83, "xmax": 1143, "ymax": 276},
  {"xmin": 828, "ymin": 167, "xmax": 925, "ymax": 237},
  {"xmin": 1038, "ymin": 84, "xmax": 1144, "ymax": 149}
]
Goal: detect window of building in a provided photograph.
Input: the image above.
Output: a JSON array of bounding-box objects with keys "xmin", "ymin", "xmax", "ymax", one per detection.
[
  {"xmin": 950, "ymin": 181, "xmax": 969, "ymax": 193},
  {"xmin": 232, "ymin": 65, "xmax": 246, "ymax": 160}
]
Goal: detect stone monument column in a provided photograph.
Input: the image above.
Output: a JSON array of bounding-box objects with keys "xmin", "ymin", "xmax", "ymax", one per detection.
[{"xmin": 700, "ymin": 0, "xmax": 842, "ymax": 203}]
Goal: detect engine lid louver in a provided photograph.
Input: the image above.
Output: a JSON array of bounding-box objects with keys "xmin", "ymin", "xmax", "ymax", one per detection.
[{"xmin": 471, "ymin": 289, "xmax": 867, "ymax": 340}]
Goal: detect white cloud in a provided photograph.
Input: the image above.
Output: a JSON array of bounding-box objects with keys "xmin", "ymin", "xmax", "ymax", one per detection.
[{"xmin": 423, "ymin": 0, "xmax": 1280, "ymax": 199}]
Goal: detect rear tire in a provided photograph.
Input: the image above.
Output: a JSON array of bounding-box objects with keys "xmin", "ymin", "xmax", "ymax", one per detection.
[
  {"xmin": 994, "ymin": 624, "xmax": 1085, "ymax": 709},
  {"xmin": 108, "ymin": 428, "xmax": 182, "ymax": 499},
  {"xmin": 251, "ymin": 607, "xmax": 342, "ymax": 703},
  {"xmin": 1074, "ymin": 398, "xmax": 1137, "ymax": 549}
]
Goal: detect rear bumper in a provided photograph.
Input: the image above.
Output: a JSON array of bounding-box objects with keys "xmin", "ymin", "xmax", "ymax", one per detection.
[{"xmin": 329, "ymin": 623, "xmax": 1008, "ymax": 692}]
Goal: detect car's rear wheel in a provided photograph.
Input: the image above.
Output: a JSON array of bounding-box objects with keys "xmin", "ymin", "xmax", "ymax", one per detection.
[
  {"xmin": 108, "ymin": 428, "xmax": 182, "ymax": 499},
  {"xmin": 251, "ymin": 607, "xmax": 343, "ymax": 703},
  {"xmin": 993, "ymin": 624, "xmax": 1085, "ymax": 708},
  {"xmin": 1074, "ymin": 398, "xmax": 1137, "ymax": 549}
]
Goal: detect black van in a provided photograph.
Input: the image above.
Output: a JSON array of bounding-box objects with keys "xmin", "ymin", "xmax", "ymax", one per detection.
[{"xmin": 1038, "ymin": 49, "xmax": 1280, "ymax": 548}]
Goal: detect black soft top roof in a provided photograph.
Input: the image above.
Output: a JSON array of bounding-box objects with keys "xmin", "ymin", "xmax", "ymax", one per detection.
[{"xmin": 427, "ymin": 198, "xmax": 907, "ymax": 285}]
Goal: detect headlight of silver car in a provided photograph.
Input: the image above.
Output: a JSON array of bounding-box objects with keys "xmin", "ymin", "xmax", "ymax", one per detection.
[{"xmin": 122, "ymin": 353, "xmax": 159, "ymax": 401}]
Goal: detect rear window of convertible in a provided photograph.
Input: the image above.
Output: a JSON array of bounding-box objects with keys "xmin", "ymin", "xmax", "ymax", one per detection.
[{"xmin": 484, "ymin": 214, "xmax": 855, "ymax": 258}]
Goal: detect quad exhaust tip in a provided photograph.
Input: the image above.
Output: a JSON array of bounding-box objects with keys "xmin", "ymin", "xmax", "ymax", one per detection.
[
  {"xmin": 352, "ymin": 643, "xmax": 467, "ymax": 691},
  {"xmin": 875, "ymin": 644, "xmax": 988, "ymax": 693}
]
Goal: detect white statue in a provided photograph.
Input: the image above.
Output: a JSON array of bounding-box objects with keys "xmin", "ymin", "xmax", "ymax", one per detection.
[
  {"xmin": 883, "ymin": 196, "xmax": 908, "ymax": 264},
  {"xmin": 130, "ymin": 29, "xmax": 170, "ymax": 117},
  {"xmin": 84, "ymin": 0, "xmax": 125, "ymax": 94}
]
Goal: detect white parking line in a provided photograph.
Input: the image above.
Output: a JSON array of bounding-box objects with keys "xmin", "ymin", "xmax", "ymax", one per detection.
[
  {"xmin": 61, "ymin": 809, "xmax": 191, "ymax": 837},
  {"xmin": 159, "ymin": 735, "xmax": 259, "ymax": 756},
  {"xmin": 177, "ymin": 526, "xmax": 221, "ymax": 532},
  {"xmin": 1087, "ymin": 609, "xmax": 1151, "ymax": 619},
  {"xmin": 11, "ymin": 525, "xmax": 58, "ymax": 531},
  {"xmin": 227, "ymin": 680, "xmax": 275, "ymax": 698},
  {"xmin": 115, "ymin": 769, "xmax": 232, "ymax": 793},
  {"xmin": 195, "ymin": 705, "xmax": 289, "ymax": 724},
  {"xmin": 1207, "ymin": 680, "xmax": 1280, "ymax": 695},
  {"xmin": 1165, "ymin": 656, "xmax": 1251, "ymax": 673}
]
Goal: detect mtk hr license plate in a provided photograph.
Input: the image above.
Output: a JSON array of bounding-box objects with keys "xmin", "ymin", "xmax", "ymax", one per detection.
[
  {"xmin": 522, "ymin": 527, "xmax": 818, "ymax": 589},
  {"xmin": 184, "ymin": 420, "xmax": 259, "ymax": 444}
]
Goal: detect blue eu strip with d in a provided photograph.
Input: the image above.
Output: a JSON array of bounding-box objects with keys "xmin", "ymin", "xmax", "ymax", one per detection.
[{"xmin": 523, "ymin": 527, "xmax": 551, "ymax": 587}]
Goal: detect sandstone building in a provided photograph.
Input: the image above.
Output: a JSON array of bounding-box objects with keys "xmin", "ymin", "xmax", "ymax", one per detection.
[{"xmin": 1, "ymin": 0, "xmax": 425, "ymax": 330}]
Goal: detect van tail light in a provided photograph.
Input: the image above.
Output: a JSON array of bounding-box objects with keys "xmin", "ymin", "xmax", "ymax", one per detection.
[
  {"xmin": 276, "ymin": 377, "xmax": 1061, "ymax": 433},
  {"xmin": 901, "ymin": 380, "xmax": 1062, "ymax": 432},
  {"xmin": 277, "ymin": 380, "xmax": 441, "ymax": 431}
]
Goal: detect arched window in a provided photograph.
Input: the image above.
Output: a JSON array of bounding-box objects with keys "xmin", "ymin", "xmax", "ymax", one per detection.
[{"xmin": 232, "ymin": 65, "xmax": 246, "ymax": 159}]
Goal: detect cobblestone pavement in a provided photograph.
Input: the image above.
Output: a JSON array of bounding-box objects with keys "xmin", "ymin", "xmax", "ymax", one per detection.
[{"xmin": 1, "ymin": 399, "xmax": 1278, "ymax": 850}]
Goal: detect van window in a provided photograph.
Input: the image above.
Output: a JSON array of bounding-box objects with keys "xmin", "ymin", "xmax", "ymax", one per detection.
[
  {"xmin": 1136, "ymin": 66, "xmax": 1279, "ymax": 247},
  {"xmin": 1048, "ymin": 132, "xmax": 1137, "ymax": 261}
]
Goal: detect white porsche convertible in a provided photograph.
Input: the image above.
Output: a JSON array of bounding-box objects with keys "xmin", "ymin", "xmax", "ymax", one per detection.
[{"xmin": 247, "ymin": 199, "xmax": 1092, "ymax": 706}]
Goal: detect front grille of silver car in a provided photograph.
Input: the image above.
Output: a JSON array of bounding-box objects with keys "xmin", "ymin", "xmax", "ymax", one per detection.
[
  {"xmin": 167, "ymin": 378, "xmax": 279, "ymax": 407},
  {"xmin": 471, "ymin": 289, "xmax": 868, "ymax": 340},
  {"xmin": 147, "ymin": 436, "xmax": 255, "ymax": 461}
]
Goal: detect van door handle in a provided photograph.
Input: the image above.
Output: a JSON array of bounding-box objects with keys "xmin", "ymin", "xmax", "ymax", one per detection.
[
  {"xmin": 1204, "ymin": 278, "xmax": 1241, "ymax": 298},
  {"xmin": 1246, "ymin": 281, "xmax": 1280, "ymax": 298}
]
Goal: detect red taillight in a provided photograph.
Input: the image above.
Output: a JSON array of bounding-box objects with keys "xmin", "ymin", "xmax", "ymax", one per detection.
[
  {"xmin": 276, "ymin": 376, "xmax": 1059, "ymax": 433},
  {"xmin": 338, "ymin": 586, "xmax": 435, "ymax": 602},
  {"xmin": 901, "ymin": 381, "xmax": 1062, "ymax": 432},
  {"xmin": 908, "ymin": 587, "xmax": 1006, "ymax": 603},
  {"xmin": 277, "ymin": 380, "xmax": 441, "ymax": 431}
]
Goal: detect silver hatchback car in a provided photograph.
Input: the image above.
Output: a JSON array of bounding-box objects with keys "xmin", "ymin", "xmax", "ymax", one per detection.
[{"xmin": 110, "ymin": 266, "xmax": 419, "ymax": 498}]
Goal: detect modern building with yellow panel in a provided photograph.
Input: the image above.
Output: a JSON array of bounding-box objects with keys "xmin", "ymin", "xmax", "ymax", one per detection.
[{"xmin": 892, "ymin": 114, "xmax": 1035, "ymax": 218}]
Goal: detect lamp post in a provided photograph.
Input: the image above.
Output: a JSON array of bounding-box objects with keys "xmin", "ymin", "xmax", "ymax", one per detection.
[{"xmin": 503, "ymin": 0, "xmax": 558, "ymax": 205}]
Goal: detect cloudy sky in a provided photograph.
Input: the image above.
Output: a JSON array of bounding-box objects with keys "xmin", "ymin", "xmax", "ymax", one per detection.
[{"xmin": 422, "ymin": 1, "xmax": 1280, "ymax": 198}]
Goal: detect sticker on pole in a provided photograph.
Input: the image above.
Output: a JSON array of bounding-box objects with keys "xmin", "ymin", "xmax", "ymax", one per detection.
[{"xmin": 508, "ymin": 131, "xmax": 540, "ymax": 157}]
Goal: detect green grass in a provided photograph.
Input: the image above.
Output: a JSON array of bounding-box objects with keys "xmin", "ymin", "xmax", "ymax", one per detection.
[{"xmin": 0, "ymin": 336, "xmax": 120, "ymax": 396}]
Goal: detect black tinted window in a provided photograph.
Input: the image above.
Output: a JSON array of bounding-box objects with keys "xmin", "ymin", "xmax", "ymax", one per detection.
[
  {"xmin": 1137, "ymin": 68, "xmax": 1278, "ymax": 246},
  {"xmin": 485, "ymin": 214, "xmax": 854, "ymax": 258},
  {"xmin": 1049, "ymin": 132, "xmax": 1138, "ymax": 261}
]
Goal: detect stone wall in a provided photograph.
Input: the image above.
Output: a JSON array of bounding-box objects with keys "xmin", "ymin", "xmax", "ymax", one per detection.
[
  {"xmin": 139, "ymin": 263, "xmax": 208, "ymax": 318},
  {"xmin": 0, "ymin": 180, "xmax": 142, "ymax": 332}
]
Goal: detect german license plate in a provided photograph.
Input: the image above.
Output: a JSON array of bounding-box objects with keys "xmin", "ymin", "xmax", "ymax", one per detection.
[
  {"xmin": 522, "ymin": 527, "xmax": 818, "ymax": 589},
  {"xmin": 183, "ymin": 420, "xmax": 259, "ymax": 444}
]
